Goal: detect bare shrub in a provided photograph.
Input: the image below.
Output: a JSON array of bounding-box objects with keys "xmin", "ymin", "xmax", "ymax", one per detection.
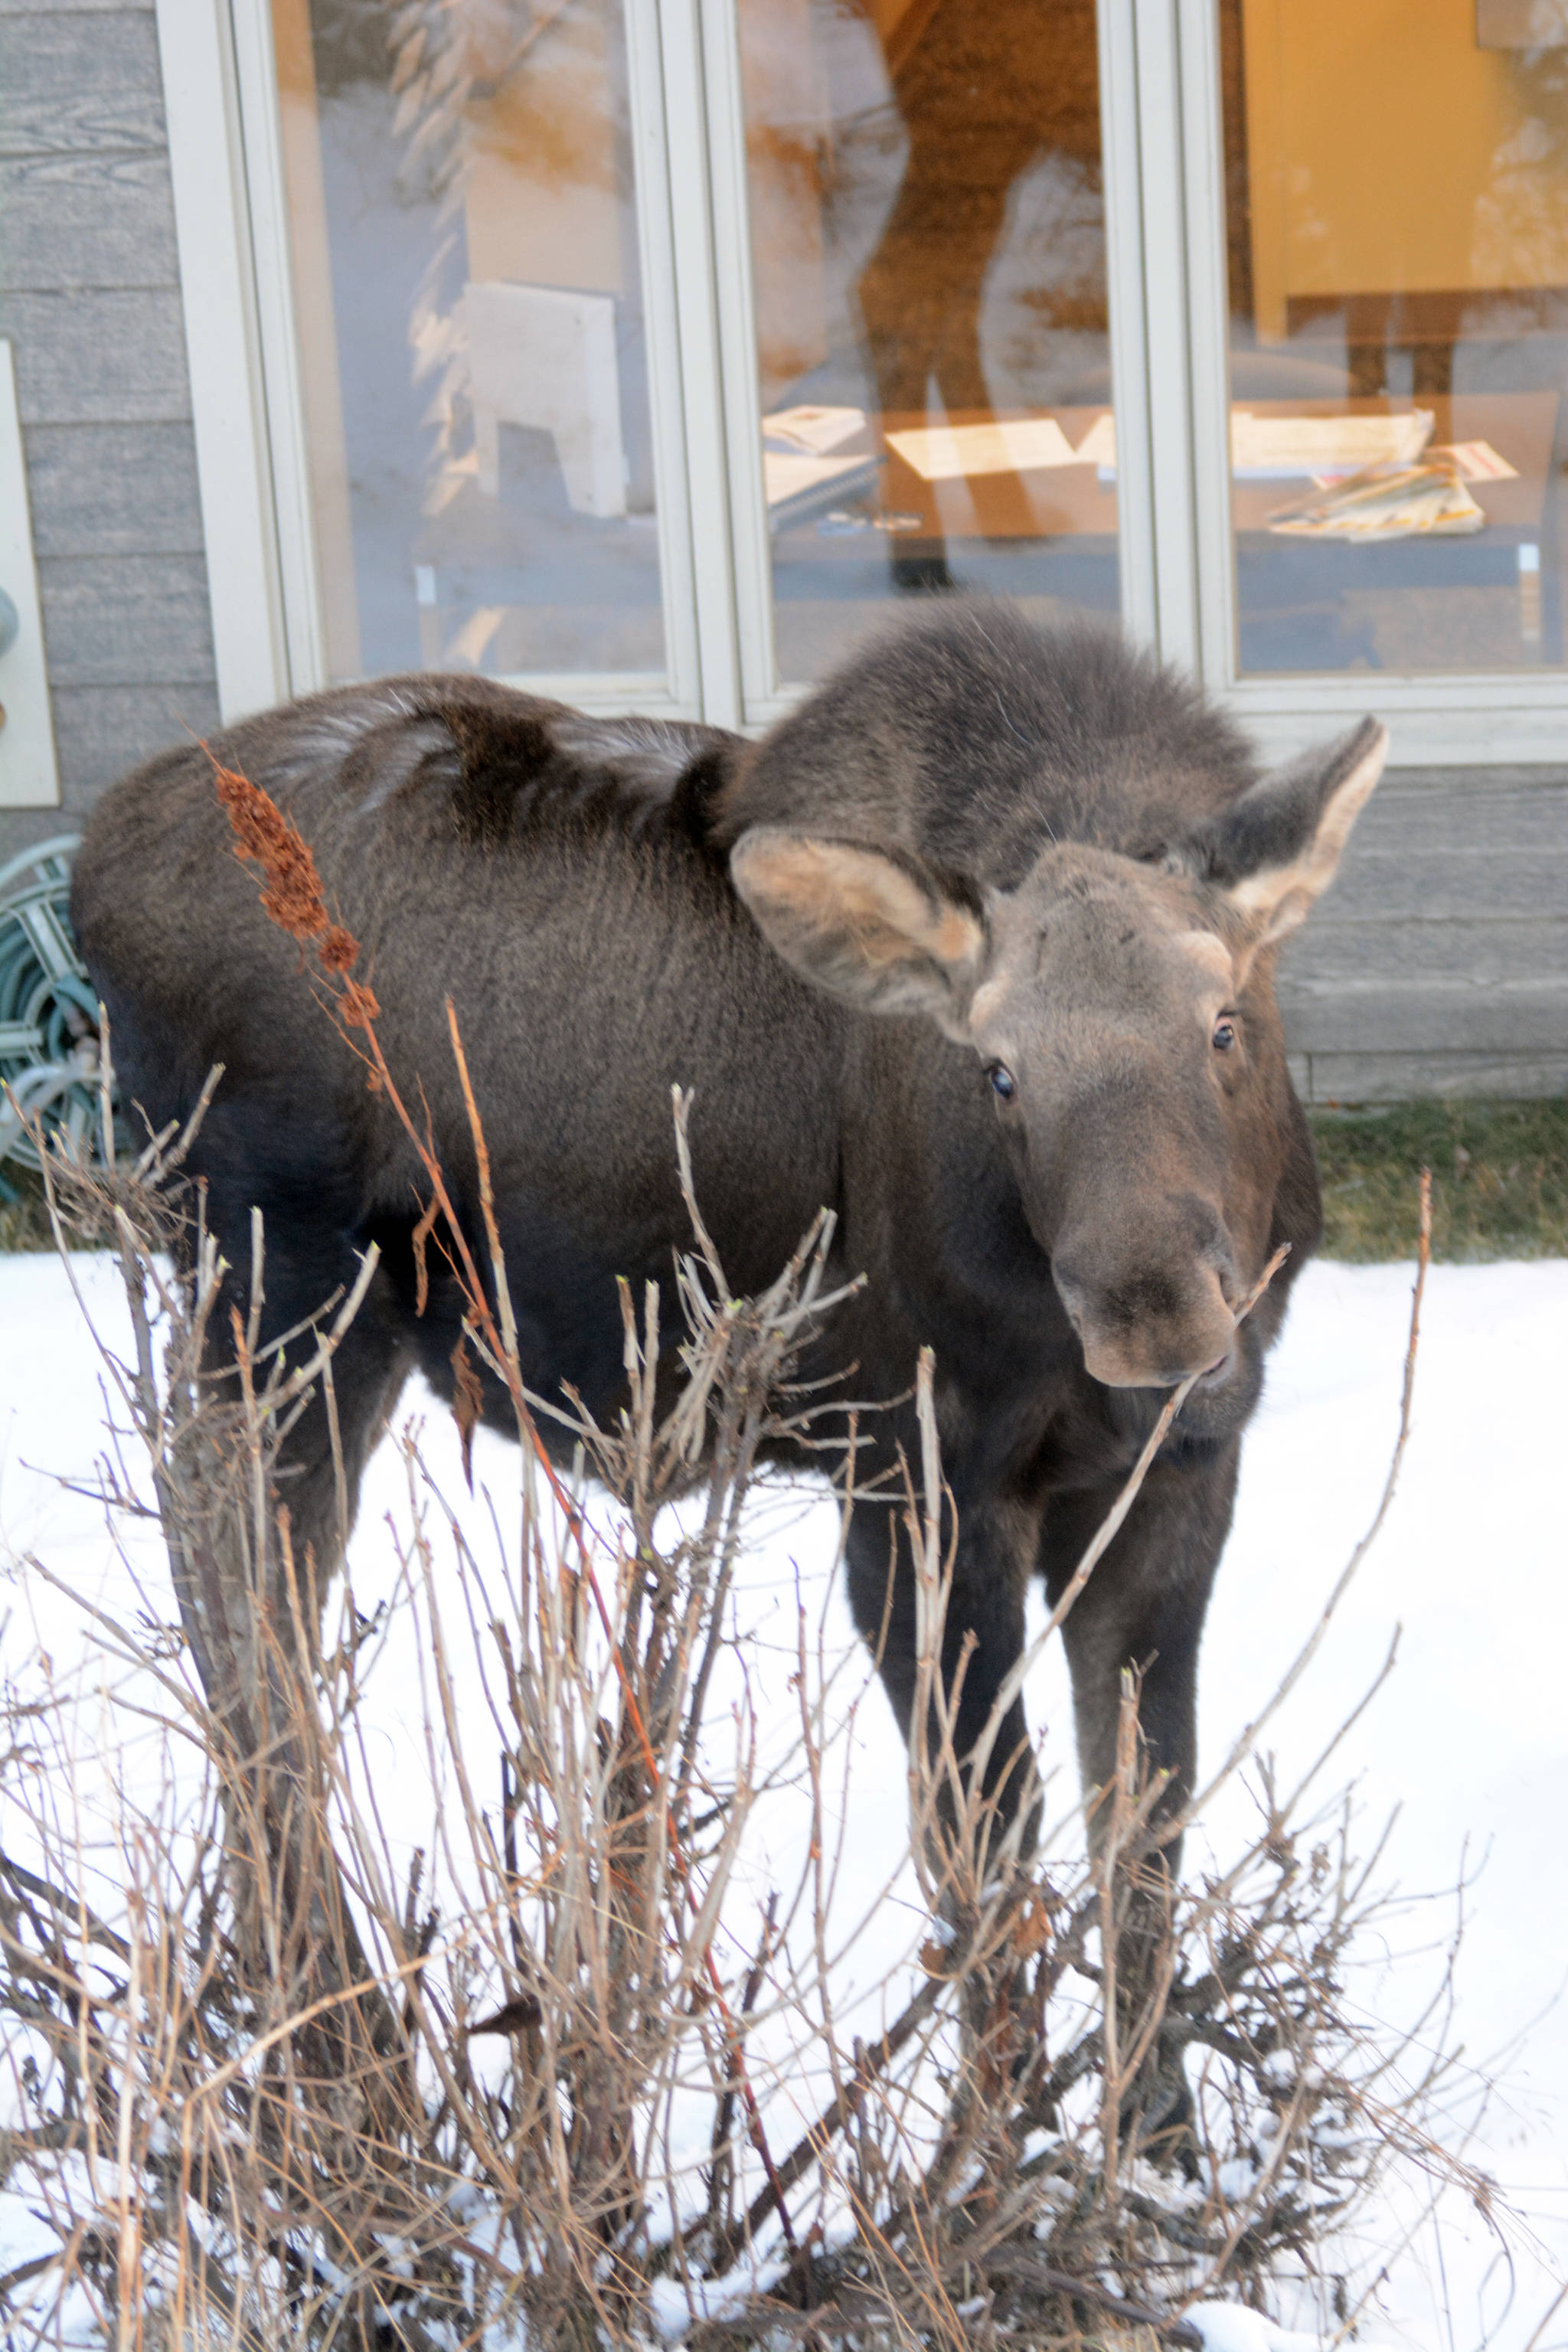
[{"xmin": 0, "ymin": 806, "xmax": 1502, "ymax": 2348}]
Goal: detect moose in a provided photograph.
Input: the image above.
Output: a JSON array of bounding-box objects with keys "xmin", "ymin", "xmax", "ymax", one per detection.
[{"xmin": 73, "ymin": 606, "xmax": 1385, "ymax": 1890}]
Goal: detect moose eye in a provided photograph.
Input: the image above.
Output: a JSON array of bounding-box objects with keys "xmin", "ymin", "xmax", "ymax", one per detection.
[
  {"xmin": 988, "ymin": 1063, "xmax": 1017, "ymax": 1102},
  {"xmin": 1211, "ymin": 1017, "xmax": 1237, "ymax": 1054}
]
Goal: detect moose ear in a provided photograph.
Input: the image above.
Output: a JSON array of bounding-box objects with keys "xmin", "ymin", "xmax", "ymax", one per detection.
[
  {"xmin": 1179, "ymin": 717, "xmax": 1388, "ymax": 948},
  {"xmin": 730, "ymin": 829, "xmax": 987, "ymax": 1038}
]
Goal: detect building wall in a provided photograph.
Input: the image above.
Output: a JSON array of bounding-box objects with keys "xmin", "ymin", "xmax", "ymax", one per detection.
[
  {"xmin": 0, "ymin": 0, "xmax": 1562, "ymax": 1101},
  {"xmin": 0, "ymin": 0, "xmax": 219, "ymax": 864},
  {"xmin": 1276, "ymin": 766, "xmax": 1568, "ymax": 1103}
]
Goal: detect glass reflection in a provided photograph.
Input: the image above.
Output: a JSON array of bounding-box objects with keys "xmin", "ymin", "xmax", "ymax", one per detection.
[
  {"xmin": 738, "ymin": 0, "xmax": 1119, "ymax": 685},
  {"xmin": 272, "ymin": 0, "xmax": 664, "ymax": 685},
  {"xmin": 1223, "ymin": 0, "xmax": 1568, "ymax": 674}
]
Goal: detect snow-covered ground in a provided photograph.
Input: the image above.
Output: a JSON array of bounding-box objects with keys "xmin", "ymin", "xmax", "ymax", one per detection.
[{"xmin": 1, "ymin": 1246, "xmax": 1565, "ymax": 2349}]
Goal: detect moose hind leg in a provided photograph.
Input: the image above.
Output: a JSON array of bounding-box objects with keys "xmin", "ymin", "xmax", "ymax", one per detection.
[{"xmin": 198, "ymin": 1165, "xmax": 416, "ymax": 1635}]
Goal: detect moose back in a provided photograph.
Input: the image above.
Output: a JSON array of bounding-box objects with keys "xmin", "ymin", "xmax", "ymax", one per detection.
[{"xmin": 72, "ymin": 607, "xmax": 1386, "ymax": 1845}]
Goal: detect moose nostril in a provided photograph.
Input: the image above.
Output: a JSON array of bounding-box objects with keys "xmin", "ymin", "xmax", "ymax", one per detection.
[
  {"xmin": 1174, "ymin": 1196, "xmax": 1237, "ymax": 1303},
  {"xmin": 1050, "ymin": 1254, "xmax": 1090, "ymax": 1328}
]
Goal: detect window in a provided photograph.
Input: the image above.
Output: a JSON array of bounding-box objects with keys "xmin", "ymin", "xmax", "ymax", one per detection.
[
  {"xmin": 1223, "ymin": 0, "xmax": 1568, "ymax": 681},
  {"xmin": 733, "ymin": 0, "xmax": 1117, "ymax": 694},
  {"xmin": 158, "ymin": 0, "xmax": 1568, "ymax": 762},
  {"xmin": 272, "ymin": 0, "xmax": 671, "ymax": 687}
]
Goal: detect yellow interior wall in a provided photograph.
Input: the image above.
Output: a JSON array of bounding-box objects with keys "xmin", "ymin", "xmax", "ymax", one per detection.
[{"xmin": 1243, "ymin": 0, "xmax": 1568, "ymax": 336}]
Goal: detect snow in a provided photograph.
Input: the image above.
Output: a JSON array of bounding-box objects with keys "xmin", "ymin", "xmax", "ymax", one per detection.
[
  {"xmin": 1187, "ymin": 2306, "xmax": 1365, "ymax": 2352},
  {"xmin": 2, "ymin": 1247, "xmax": 1566, "ymax": 2350}
]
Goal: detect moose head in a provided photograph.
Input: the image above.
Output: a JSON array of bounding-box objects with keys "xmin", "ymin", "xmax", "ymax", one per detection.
[{"xmin": 730, "ymin": 716, "xmax": 1386, "ymax": 1395}]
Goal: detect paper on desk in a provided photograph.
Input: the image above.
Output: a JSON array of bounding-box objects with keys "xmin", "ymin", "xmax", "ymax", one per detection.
[
  {"xmin": 1231, "ymin": 409, "xmax": 1433, "ymax": 478},
  {"xmin": 1073, "ymin": 410, "xmax": 1439, "ymax": 481},
  {"xmin": 1429, "ymin": 439, "xmax": 1518, "ymax": 482},
  {"xmin": 1266, "ymin": 457, "xmax": 1484, "ymax": 541},
  {"xmin": 763, "ymin": 449, "xmax": 877, "ymax": 512},
  {"xmin": 1073, "ymin": 411, "xmax": 1116, "ymax": 468},
  {"xmin": 885, "ymin": 416, "xmax": 1079, "ymax": 481},
  {"xmin": 763, "ymin": 405, "xmax": 868, "ymax": 456}
]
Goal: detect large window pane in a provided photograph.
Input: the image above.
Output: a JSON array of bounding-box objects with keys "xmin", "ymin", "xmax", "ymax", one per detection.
[
  {"xmin": 737, "ymin": 0, "xmax": 1119, "ymax": 688},
  {"xmin": 1222, "ymin": 0, "xmax": 1568, "ymax": 676},
  {"xmin": 272, "ymin": 0, "xmax": 665, "ymax": 684}
]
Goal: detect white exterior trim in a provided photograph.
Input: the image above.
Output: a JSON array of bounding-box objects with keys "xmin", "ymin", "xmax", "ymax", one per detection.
[
  {"xmin": 156, "ymin": 0, "xmax": 290, "ymax": 723},
  {"xmin": 224, "ymin": 0, "xmax": 327, "ymax": 699},
  {"xmin": 1127, "ymin": 1, "xmax": 1200, "ymax": 672},
  {"xmin": 1096, "ymin": 0, "xmax": 1158, "ymax": 652},
  {"xmin": 0, "ymin": 341, "xmax": 60, "ymax": 808},
  {"xmin": 1174, "ymin": 0, "xmax": 1232, "ymax": 688},
  {"xmin": 622, "ymin": 0, "xmax": 704, "ymax": 717},
  {"xmin": 692, "ymin": 0, "xmax": 776, "ymax": 725},
  {"xmin": 1225, "ymin": 674, "xmax": 1568, "ymax": 768},
  {"xmin": 656, "ymin": 0, "xmax": 744, "ymax": 724}
]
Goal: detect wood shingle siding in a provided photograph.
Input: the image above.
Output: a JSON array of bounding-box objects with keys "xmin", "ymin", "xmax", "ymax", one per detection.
[
  {"xmin": 0, "ymin": 289, "xmax": 191, "ymax": 420},
  {"xmin": 1277, "ymin": 768, "xmax": 1568, "ymax": 1100},
  {"xmin": 23, "ymin": 421, "xmax": 204, "ymax": 557},
  {"xmin": 0, "ymin": 0, "xmax": 219, "ymax": 857},
  {"xmin": 0, "ymin": 11, "xmax": 168, "ymax": 155},
  {"xmin": 0, "ymin": 0, "xmax": 1561, "ymax": 1105}
]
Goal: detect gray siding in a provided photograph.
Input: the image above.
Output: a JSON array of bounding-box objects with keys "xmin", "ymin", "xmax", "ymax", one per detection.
[
  {"xmin": 0, "ymin": 0, "xmax": 1560, "ymax": 1100},
  {"xmin": 0, "ymin": 0, "xmax": 219, "ymax": 869},
  {"xmin": 1277, "ymin": 766, "xmax": 1568, "ymax": 1102}
]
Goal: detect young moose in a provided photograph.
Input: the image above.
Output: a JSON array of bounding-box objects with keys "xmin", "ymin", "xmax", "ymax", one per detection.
[{"xmin": 73, "ymin": 608, "xmax": 1385, "ymax": 1871}]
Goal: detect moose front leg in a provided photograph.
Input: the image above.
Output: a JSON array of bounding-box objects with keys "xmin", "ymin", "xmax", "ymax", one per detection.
[
  {"xmin": 1038, "ymin": 1439, "xmax": 1242, "ymax": 1857},
  {"xmin": 1039, "ymin": 1439, "xmax": 1243, "ymax": 2157},
  {"xmin": 844, "ymin": 1484, "xmax": 1042, "ymax": 1848}
]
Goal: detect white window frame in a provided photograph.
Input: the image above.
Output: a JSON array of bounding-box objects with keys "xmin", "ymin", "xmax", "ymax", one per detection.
[
  {"xmin": 158, "ymin": 0, "xmax": 1568, "ymax": 756},
  {"xmin": 158, "ymin": 0, "xmax": 708, "ymax": 724}
]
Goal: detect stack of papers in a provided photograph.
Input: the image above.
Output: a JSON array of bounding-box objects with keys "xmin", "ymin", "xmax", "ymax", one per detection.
[
  {"xmin": 763, "ymin": 406, "xmax": 869, "ymax": 457},
  {"xmin": 763, "ymin": 449, "xmax": 880, "ymax": 524},
  {"xmin": 762, "ymin": 406, "xmax": 879, "ymax": 525},
  {"xmin": 1230, "ymin": 409, "xmax": 1434, "ymax": 479},
  {"xmin": 1266, "ymin": 456, "xmax": 1485, "ymax": 541},
  {"xmin": 1076, "ymin": 409, "xmax": 1488, "ymax": 488},
  {"xmin": 1431, "ymin": 439, "xmax": 1517, "ymax": 482}
]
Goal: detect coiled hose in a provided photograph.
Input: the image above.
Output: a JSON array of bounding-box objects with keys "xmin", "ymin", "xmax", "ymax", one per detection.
[{"xmin": 0, "ymin": 836, "xmax": 123, "ymax": 1197}]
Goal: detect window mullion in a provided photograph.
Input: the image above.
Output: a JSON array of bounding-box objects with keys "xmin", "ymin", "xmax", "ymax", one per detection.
[
  {"xmin": 656, "ymin": 0, "xmax": 746, "ymax": 729},
  {"xmin": 1175, "ymin": 0, "xmax": 1240, "ymax": 693},
  {"xmin": 156, "ymin": 0, "xmax": 290, "ymax": 721},
  {"xmin": 1097, "ymin": 0, "xmax": 1158, "ymax": 652},
  {"xmin": 1125, "ymin": 0, "xmax": 1202, "ymax": 676}
]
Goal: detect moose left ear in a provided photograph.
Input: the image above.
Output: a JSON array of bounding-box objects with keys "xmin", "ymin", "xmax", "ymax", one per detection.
[
  {"xmin": 1178, "ymin": 717, "xmax": 1389, "ymax": 948},
  {"xmin": 730, "ymin": 828, "xmax": 988, "ymax": 1039}
]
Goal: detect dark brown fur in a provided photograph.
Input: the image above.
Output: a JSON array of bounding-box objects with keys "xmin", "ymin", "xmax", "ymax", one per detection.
[{"xmin": 71, "ymin": 606, "xmax": 1384, "ymax": 1894}]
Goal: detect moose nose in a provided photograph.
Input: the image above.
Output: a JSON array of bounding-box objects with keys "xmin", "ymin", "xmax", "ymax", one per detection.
[{"xmin": 1051, "ymin": 1204, "xmax": 1239, "ymax": 1390}]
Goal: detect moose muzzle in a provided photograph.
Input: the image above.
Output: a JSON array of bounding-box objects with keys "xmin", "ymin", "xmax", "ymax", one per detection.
[{"xmin": 1050, "ymin": 1200, "xmax": 1240, "ymax": 1390}]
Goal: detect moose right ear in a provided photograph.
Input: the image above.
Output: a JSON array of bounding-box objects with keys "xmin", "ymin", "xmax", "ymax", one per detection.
[
  {"xmin": 730, "ymin": 829, "xmax": 987, "ymax": 1040},
  {"xmin": 1177, "ymin": 717, "xmax": 1388, "ymax": 951}
]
